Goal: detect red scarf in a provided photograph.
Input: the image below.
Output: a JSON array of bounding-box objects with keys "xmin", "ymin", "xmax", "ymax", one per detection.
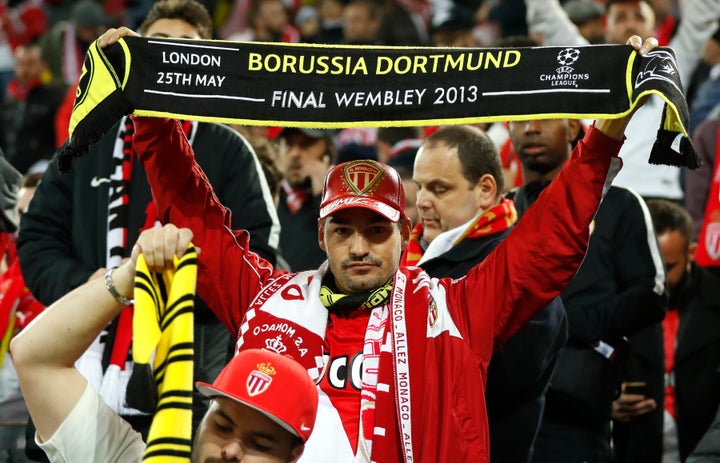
[
  {"xmin": 6, "ymin": 77, "xmax": 41, "ymax": 102},
  {"xmin": 401, "ymin": 198, "xmax": 517, "ymax": 266},
  {"xmin": 281, "ymin": 179, "xmax": 310, "ymax": 213},
  {"xmin": 695, "ymin": 124, "xmax": 720, "ymax": 267},
  {"xmin": 662, "ymin": 307, "xmax": 679, "ymax": 419},
  {"xmin": 0, "ymin": 236, "xmax": 44, "ymax": 365}
]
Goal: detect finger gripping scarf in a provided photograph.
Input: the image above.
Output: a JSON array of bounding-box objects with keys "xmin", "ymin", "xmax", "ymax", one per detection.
[
  {"xmin": 60, "ymin": 37, "xmax": 698, "ymax": 172},
  {"xmin": 130, "ymin": 244, "xmax": 197, "ymax": 462}
]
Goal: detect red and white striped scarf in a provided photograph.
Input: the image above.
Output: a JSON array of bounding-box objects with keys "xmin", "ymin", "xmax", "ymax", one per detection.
[{"xmin": 76, "ymin": 117, "xmax": 197, "ymax": 415}]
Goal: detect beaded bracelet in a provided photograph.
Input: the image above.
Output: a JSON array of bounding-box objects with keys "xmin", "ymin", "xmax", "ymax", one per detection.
[{"xmin": 104, "ymin": 268, "xmax": 134, "ymax": 306}]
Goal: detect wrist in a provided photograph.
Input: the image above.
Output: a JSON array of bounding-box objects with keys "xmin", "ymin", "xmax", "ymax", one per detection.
[{"xmin": 104, "ymin": 267, "xmax": 134, "ymax": 306}]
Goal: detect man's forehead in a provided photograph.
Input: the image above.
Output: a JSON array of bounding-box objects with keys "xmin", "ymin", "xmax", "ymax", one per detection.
[
  {"xmin": 145, "ymin": 19, "xmax": 201, "ymax": 39},
  {"xmin": 326, "ymin": 208, "xmax": 391, "ymax": 224}
]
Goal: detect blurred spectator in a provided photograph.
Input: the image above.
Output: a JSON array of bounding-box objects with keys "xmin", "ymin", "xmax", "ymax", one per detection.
[
  {"xmin": 688, "ymin": 29, "xmax": 720, "ymax": 133},
  {"xmin": 295, "ymin": 5, "xmax": 320, "ymax": 42},
  {"xmin": 429, "ymin": 1, "xmax": 477, "ymax": 47},
  {"xmin": 686, "ymin": 115, "xmax": 719, "ymax": 238},
  {"xmin": 376, "ymin": 126, "xmax": 422, "ymax": 163},
  {"xmin": 385, "ymin": 134, "xmax": 418, "ymax": 225},
  {"xmin": 103, "ymin": 0, "xmax": 155, "ymax": 30},
  {"xmin": 376, "ymin": 1, "xmax": 428, "ymax": 46},
  {"xmin": 563, "ymin": 0, "xmax": 605, "ymax": 44},
  {"xmin": 276, "ymin": 127, "xmax": 336, "ymax": 271},
  {"xmin": 228, "ymin": 0, "xmax": 299, "ymax": 42},
  {"xmin": 612, "ymin": 199, "xmax": 720, "ymax": 463},
  {"xmin": 336, "ymin": 127, "xmax": 377, "ymax": 164},
  {"xmin": 343, "ymin": 0, "xmax": 382, "ymax": 44},
  {"xmin": 0, "ymin": 0, "xmax": 48, "ymax": 100},
  {"xmin": 0, "ymin": 42, "xmax": 64, "ymax": 174},
  {"xmin": 647, "ymin": 0, "xmax": 677, "ymax": 46},
  {"xmin": 38, "ymin": 0, "xmax": 110, "ymax": 88},
  {"xmin": 686, "ymin": 116, "xmax": 720, "ymax": 267},
  {"xmin": 483, "ymin": 0, "xmax": 528, "ymax": 38},
  {"xmin": 316, "ymin": 0, "xmax": 345, "ymax": 43}
]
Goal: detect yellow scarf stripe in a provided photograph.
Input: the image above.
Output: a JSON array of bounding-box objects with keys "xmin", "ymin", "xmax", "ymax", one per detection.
[{"xmin": 133, "ymin": 245, "xmax": 197, "ymax": 462}]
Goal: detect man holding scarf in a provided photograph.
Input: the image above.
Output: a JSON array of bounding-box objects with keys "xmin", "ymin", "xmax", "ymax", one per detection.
[
  {"xmin": 403, "ymin": 124, "xmax": 567, "ymax": 463},
  {"xmin": 96, "ymin": 26, "xmax": 658, "ymax": 462},
  {"xmin": 16, "ymin": 1, "xmax": 280, "ymax": 459}
]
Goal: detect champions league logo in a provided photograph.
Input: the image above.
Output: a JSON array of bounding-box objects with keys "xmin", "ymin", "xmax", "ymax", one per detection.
[
  {"xmin": 556, "ymin": 48, "xmax": 580, "ymax": 73},
  {"xmin": 539, "ymin": 47, "xmax": 590, "ymax": 88}
]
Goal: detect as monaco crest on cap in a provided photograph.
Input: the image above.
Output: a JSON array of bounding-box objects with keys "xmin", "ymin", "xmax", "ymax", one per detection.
[
  {"xmin": 319, "ymin": 159, "xmax": 405, "ymax": 222},
  {"xmin": 343, "ymin": 161, "xmax": 383, "ymax": 195},
  {"xmin": 246, "ymin": 362, "xmax": 276, "ymax": 397}
]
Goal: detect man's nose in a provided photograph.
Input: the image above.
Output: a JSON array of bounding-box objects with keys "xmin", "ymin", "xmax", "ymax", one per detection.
[
  {"xmin": 221, "ymin": 440, "xmax": 244, "ymax": 461},
  {"xmin": 415, "ymin": 188, "xmax": 431, "ymax": 210},
  {"xmin": 522, "ymin": 120, "xmax": 543, "ymax": 133},
  {"xmin": 349, "ymin": 232, "xmax": 370, "ymax": 256}
]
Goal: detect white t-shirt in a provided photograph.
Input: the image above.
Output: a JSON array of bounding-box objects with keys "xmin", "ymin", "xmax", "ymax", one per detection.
[{"xmin": 36, "ymin": 383, "xmax": 145, "ymax": 462}]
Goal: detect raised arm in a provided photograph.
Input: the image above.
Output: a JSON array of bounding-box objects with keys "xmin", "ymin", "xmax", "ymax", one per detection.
[
  {"xmin": 10, "ymin": 225, "xmax": 191, "ymax": 444},
  {"xmin": 448, "ymin": 36, "xmax": 657, "ymax": 354},
  {"xmin": 131, "ymin": 117, "xmax": 278, "ymax": 334}
]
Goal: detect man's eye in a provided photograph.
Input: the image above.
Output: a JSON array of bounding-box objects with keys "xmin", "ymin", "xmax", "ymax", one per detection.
[{"xmin": 248, "ymin": 439, "xmax": 272, "ymax": 452}]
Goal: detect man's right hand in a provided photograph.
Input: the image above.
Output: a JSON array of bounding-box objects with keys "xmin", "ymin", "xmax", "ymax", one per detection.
[
  {"xmin": 594, "ymin": 35, "xmax": 658, "ymax": 140},
  {"xmin": 612, "ymin": 382, "xmax": 657, "ymax": 422},
  {"xmin": 131, "ymin": 223, "xmax": 196, "ymax": 273},
  {"xmin": 98, "ymin": 27, "xmax": 140, "ymax": 48}
]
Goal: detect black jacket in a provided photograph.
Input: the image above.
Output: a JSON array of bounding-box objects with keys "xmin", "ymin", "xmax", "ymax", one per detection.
[
  {"xmin": 510, "ymin": 182, "xmax": 667, "ymax": 461},
  {"xmin": 277, "ymin": 189, "xmax": 326, "ymax": 271},
  {"xmin": 420, "ymin": 228, "xmax": 568, "ymax": 463},
  {"xmin": 613, "ymin": 265, "xmax": 720, "ymax": 463},
  {"xmin": 1, "ymin": 83, "xmax": 65, "ymax": 174}
]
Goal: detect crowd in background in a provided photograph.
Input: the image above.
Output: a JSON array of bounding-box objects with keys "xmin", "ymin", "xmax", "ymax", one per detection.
[{"xmin": 0, "ymin": 0, "xmax": 719, "ymax": 461}]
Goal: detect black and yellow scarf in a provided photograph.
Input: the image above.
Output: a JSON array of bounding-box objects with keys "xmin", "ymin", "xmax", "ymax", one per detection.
[
  {"xmin": 319, "ymin": 276, "xmax": 393, "ymax": 311},
  {"xmin": 59, "ymin": 37, "xmax": 697, "ymax": 172},
  {"xmin": 130, "ymin": 245, "xmax": 197, "ymax": 462}
]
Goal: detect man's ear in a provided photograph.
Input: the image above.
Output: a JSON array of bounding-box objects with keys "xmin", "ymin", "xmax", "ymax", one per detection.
[
  {"xmin": 400, "ymin": 217, "xmax": 412, "ymax": 250},
  {"xmin": 567, "ymin": 119, "xmax": 582, "ymax": 143},
  {"xmin": 318, "ymin": 219, "xmax": 327, "ymax": 252},
  {"xmin": 475, "ymin": 173, "xmax": 498, "ymax": 210},
  {"xmin": 688, "ymin": 241, "xmax": 697, "ymax": 263}
]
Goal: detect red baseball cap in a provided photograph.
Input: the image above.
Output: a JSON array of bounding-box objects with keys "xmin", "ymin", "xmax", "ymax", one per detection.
[
  {"xmin": 319, "ymin": 160, "xmax": 406, "ymax": 222},
  {"xmin": 196, "ymin": 349, "xmax": 318, "ymax": 442}
]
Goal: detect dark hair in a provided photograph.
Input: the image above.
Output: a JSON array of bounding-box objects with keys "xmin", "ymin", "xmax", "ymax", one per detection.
[
  {"xmin": 646, "ymin": 199, "xmax": 693, "ymax": 246},
  {"xmin": 424, "ymin": 125, "xmax": 504, "ymax": 195},
  {"xmin": 376, "ymin": 127, "xmax": 422, "ymax": 147},
  {"xmin": 253, "ymin": 140, "xmax": 283, "ymax": 199},
  {"xmin": 495, "ymin": 35, "xmax": 540, "ymax": 48},
  {"xmin": 139, "ymin": 0, "xmax": 213, "ymax": 40}
]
